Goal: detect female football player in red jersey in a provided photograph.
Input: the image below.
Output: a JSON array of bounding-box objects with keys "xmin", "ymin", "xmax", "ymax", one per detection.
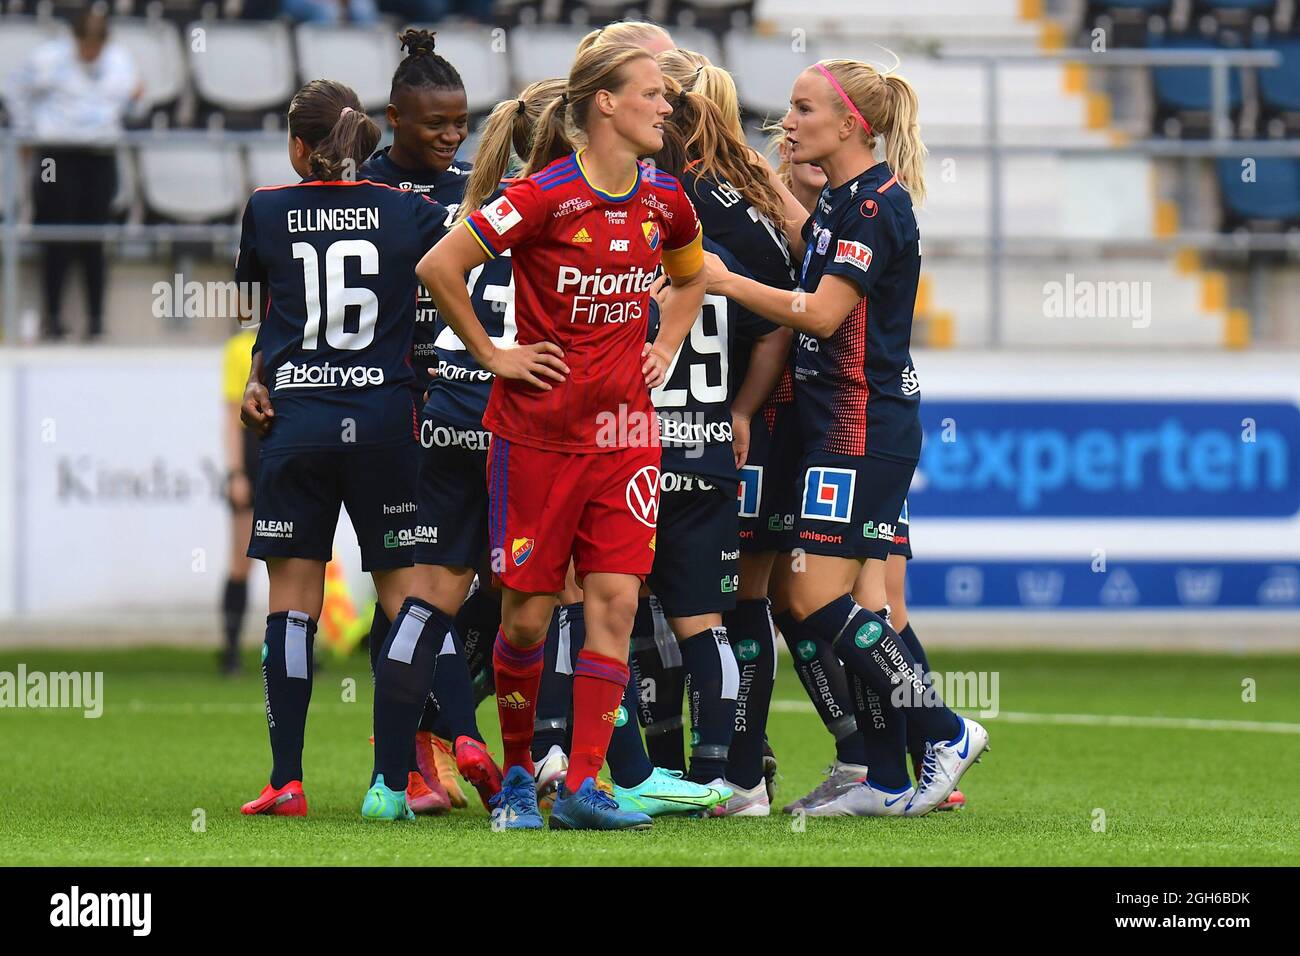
[
  {"xmin": 703, "ymin": 60, "xmax": 988, "ymax": 817},
  {"xmin": 419, "ymin": 40, "xmax": 708, "ymax": 831}
]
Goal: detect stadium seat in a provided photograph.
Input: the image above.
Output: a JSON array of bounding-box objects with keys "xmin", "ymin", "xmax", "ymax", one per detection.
[
  {"xmin": 1255, "ymin": 37, "xmax": 1300, "ymax": 137},
  {"xmin": 420, "ymin": 25, "xmax": 512, "ymax": 117},
  {"xmin": 1148, "ymin": 31, "xmax": 1244, "ymax": 138},
  {"xmin": 508, "ymin": 25, "xmax": 590, "ymax": 89},
  {"xmin": 293, "ymin": 24, "xmax": 399, "ymax": 115},
  {"xmin": 187, "ymin": 19, "xmax": 296, "ymax": 124},
  {"xmin": 1083, "ymin": 1, "xmax": 1172, "ymax": 48},
  {"xmin": 1217, "ymin": 157, "xmax": 1300, "ymax": 230},
  {"xmin": 750, "ymin": 0, "xmax": 1041, "ymax": 49},
  {"xmin": 137, "ymin": 140, "xmax": 244, "ymax": 222},
  {"xmin": 110, "ymin": 17, "xmax": 188, "ymax": 123},
  {"xmin": 244, "ymin": 138, "xmax": 299, "ymax": 191},
  {"xmin": 0, "ymin": 15, "xmax": 68, "ymax": 120}
]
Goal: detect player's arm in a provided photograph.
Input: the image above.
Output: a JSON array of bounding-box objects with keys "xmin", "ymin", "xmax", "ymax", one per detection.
[
  {"xmin": 234, "ymin": 199, "xmax": 275, "ymax": 436},
  {"xmin": 764, "ymin": 161, "xmax": 810, "ymax": 259},
  {"xmin": 705, "ymin": 253, "xmax": 860, "ymax": 339},
  {"xmin": 730, "ymin": 325, "xmax": 792, "ymax": 468},
  {"xmin": 418, "ymin": 224, "xmax": 569, "ymax": 391}
]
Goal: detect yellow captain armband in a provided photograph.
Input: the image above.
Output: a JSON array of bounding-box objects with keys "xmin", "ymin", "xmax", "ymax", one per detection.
[{"xmin": 661, "ymin": 226, "xmax": 704, "ymax": 280}]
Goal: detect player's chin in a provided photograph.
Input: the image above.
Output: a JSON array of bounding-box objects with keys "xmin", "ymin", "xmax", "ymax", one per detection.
[{"xmin": 640, "ymin": 127, "xmax": 665, "ymax": 156}]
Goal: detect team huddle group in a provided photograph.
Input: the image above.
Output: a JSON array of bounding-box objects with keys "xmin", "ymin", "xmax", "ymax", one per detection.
[{"xmin": 234, "ymin": 18, "xmax": 989, "ymax": 831}]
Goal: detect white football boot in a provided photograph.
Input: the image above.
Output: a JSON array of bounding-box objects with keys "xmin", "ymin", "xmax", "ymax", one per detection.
[
  {"xmin": 533, "ymin": 745, "xmax": 568, "ymax": 808},
  {"xmin": 707, "ymin": 778, "xmax": 768, "ymax": 817},
  {"xmin": 806, "ymin": 779, "xmax": 914, "ymax": 817},
  {"xmin": 781, "ymin": 761, "xmax": 871, "ymax": 814},
  {"xmin": 904, "ymin": 716, "xmax": 989, "ymax": 817}
]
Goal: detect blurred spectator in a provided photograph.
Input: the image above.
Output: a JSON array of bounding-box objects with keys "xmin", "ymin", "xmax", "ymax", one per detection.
[
  {"xmin": 279, "ymin": 0, "xmax": 380, "ymax": 23},
  {"xmin": 6, "ymin": 9, "xmax": 140, "ymax": 341},
  {"xmin": 377, "ymin": 0, "xmax": 495, "ymax": 24}
]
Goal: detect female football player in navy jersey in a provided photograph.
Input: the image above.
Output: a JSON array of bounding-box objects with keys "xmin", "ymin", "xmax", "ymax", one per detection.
[
  {"xmin": 234, "ymin": 79, "xmax": 451, "ymax": 819},
  {"xmin": 703, "ymin": 60, "xmax": 988, "ymax": 816},
  {"xmin": 357, "ymin": 28, "xmax": 504, "ymax": 818},
  {"xmin": 420, "ymin": 41, "xmax": 708, "ymax": 831}
]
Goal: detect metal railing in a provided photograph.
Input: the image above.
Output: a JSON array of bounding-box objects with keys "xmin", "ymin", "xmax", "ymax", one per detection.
[{"xmin": 3, "ymin": 48, "xmax": 1299, "ymax": 345}]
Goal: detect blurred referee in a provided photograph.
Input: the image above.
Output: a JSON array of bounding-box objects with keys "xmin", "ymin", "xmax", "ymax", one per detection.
[
  {"xmin": 5, "ymin": 9, "xmax": 139, "ymax": 340},
  {"xmin": 220, "ymin": 328, "xmax": 260, "ymax": 675}
]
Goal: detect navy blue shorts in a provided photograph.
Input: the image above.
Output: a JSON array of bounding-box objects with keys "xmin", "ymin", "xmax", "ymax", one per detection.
[
  {"xmin": 792, "ymin": 452, "xmax": 916, "ymax": 561},
  {"xmin": 739, "ymin": 403, "xmax": 801, "ymax": 554},
  {"xmin": 647, "ymin": 473, "xmax": 740, "ymax": 618},
  {"xmin": 414, "ymin": 420, "xmax": 491, "ymax": 568},
  {"xmin": 891, "ymin": 498, "xmax": 912, "ymax": 560},
  {"xmin": 248, "ymin": 441, "xmax": 420, "ymax": 571}
]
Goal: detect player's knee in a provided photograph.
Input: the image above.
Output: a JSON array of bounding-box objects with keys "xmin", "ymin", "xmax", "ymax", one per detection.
[
  {"xmin": 594, "ymin": 589, "xmax": 639, "ymax": 637},
  {"xmin": 503, "ymin": 606, "xmax": 550, "ymax": 646}
]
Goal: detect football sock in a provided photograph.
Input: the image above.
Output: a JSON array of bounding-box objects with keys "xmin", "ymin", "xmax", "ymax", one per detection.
[
  {"xmin": 848, "ymin": 669, "xmax": 910, "ymax": 789},
  {"xmin": 372, "ymin": 598, "xmax": 454, "ymax": 788},
  {"xmin": 604, "ymin": 649, "xmax": 654, "ymax": 788},
  {"xmin": 681, "ymin": 626, "xmax": 739, "ymax": 784},
  {"xmin": 221, "ymin": 577, "xmax": 247, "ymax": 659},
  {"xmin": 630, "ymin": 598, "xmax": 686, "ymax": 771},
  {"xmin": 532, "ymin": 602, "xmax": 582, "ymax": 761},
  {"xmin": 493, "ymin": 629, "xmax": 545, "ymax": 774},
  {"xmin": 774, "ymin": 608, "xmax": 868, "ymax": 766},
  {"xmin": 804, "ymin": 596, "xmax": 961, "ymax": 743},
  {"xmin": 897, "ymin": 622, "xmax": 934, "ymax": 770},
  {"xmin": 455, "ymin": 584, "xmax": 501, "ymax": 703},
  {"xmin": 565, "ymin": 650, "xmax": 630, "ymax": 792},
  {"xmin": 367, "ymin": 604, "xmax": 391, "ymax": 680},
  {"xmin": 261, "ymin": 611, "xmax": 316, "ymax": 789},
  {"xmin": 723, "ymin": 599, "xmax": 778, "ymax": 790},
  {"xmin": 427, "ymin": 623, "xmax": 483, "ymax": 744}
]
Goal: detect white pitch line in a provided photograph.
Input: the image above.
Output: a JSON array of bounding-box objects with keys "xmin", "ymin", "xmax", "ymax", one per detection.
[{"xmin": 767, "ymin": 699, "xmax": 1300, "ymax": 735}]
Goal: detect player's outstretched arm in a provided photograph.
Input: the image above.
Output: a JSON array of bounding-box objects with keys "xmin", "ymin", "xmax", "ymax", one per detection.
[
  {"xmin": 419, "ymin": 225, "xmax": 569, "ymax": 391},
  {"xmin": 703, "ymin": 251, "xmax": 859, "ymax": 340}
]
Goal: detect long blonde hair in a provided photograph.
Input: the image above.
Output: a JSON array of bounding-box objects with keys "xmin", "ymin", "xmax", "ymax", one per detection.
[
  {"xmin": 657, "ymin": 48, "xmax": 743, "ymax": 140},
  {"xmin": 575, "ymin": 20, "xmax": 673, "ymax": 56},
  {"xmin": 455, "ymin": 79, "xmax": 565, "ymax": 223},
  {"xmin": 654, "ymin": 61, "xmax": 786, "ymax": 228},
  {"xmin": 816, "ymin": 59, "xmax": 926, "ymax": 205},
  {"xmin": 523, "ymin": 42, "xmax": 657, "ymax": 177}
]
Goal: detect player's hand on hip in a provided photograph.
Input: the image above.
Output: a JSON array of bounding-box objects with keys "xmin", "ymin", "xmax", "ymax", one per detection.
[
  {"xmin": 641, "ymin": 341, "xmax": 673, "ymax": 389},
  {"xmin": 485, "ymin": 341, "xmax": 568, "ymax": 391},
  {"xmin": 240, "ymin": 381, "xmax": 275, "ymax": 437},
  {"xmin": 732, "ymin": 411, "xmax": 751, "ymax": 469},
  {"xmin": 649, "ymin": 273, "xmax": 670, "ymax": 306}
]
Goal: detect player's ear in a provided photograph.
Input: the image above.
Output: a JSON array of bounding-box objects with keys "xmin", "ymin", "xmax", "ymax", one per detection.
[
  {"xmin": 595, "ymin": 88, "xmax": 617, "ymax": 119},
  {"xmin": 386, "ymin": 103, "xmax": 400, "ymax": 129}
]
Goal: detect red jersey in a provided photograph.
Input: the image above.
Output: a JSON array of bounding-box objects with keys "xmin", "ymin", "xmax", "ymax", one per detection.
[{"xmin": 464, "ymin": 150, "xmax": 703, "ymax": 452}]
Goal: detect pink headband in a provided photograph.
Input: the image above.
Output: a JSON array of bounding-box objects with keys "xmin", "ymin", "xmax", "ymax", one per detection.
[{"xmin": 815, "ymin": 63, "xmax": 872, "ymax": 136}]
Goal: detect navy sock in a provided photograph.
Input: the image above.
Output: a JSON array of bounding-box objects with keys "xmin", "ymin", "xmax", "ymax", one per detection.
[
  {"xmin": 372, "ymin": 597, "xmax": 455, "ymax": 789},
  {"xmin": 724, "ymin": 599, "xmax": 778, "ymax": 790},
  {"xmin": 847, "ymin": 670, "xmax": 910, "ymax": 789},
  {"xmin": 367, "ymin": 604, "xmax": 390, "ymax": 680},
  {"xmin": 454, "ymin": 584, "xmax": 500, "ymax": 705},
  {"xmin": 630, "ymin": 597, "xmax": 686, "ymax": 772},
  {"xmin": 221, "ymin": 577, "xmax": 247, "ymax": 656},
  {"xmin": 774, "ymin": 609, "xmax": 868, "ymax": 766},
  {"xmin": 531, "ymin": 602, "xmax": 582, "ymax": 761},
  {"xmin": 427, "ymin": 624, "xmax": 483, "ymax": 744},
  {"xmin": 897, "ymin": 622, "xmax": 933, "ymax": 769},
  {"xmin": 803, "ymin": 596, "xmax": 961, "ymax": 743},
  {"xmin": 681, "ymin": 626, "xmax": 739, "ymax": 784},
  {"xmin": 605, "ymin": 649, "xmax": 654, "ymax": 788},
  {"xmin": 261, "ymin": 611, "xmax": 317, "ymax": 789}
]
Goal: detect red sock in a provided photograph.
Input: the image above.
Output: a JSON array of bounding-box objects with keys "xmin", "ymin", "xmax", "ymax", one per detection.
[
  {"xmin": 492, "ymin": 628, "xmax": 545, "ymax": 775},
  {"xmin": 565, "ymin": 649, "xmax": 630, "ymax": 793}
]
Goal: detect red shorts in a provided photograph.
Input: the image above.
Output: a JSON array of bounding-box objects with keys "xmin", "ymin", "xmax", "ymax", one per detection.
[{"xmin": 486, "ymin": 437, "xmax": 660, "ymax": 593}]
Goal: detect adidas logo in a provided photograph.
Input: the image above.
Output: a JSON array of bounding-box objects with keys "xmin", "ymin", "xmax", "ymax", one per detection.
[
  {"xmin": 601, "ymin": 708, "xmax": 619, "ymax": 724},
  {"xmin": 498, "ymin": 691, "xmax": 529, "ymax": 709},
  {"xmin": 571, "ymin": 227, "xmax": 592, "ymax": 243}
]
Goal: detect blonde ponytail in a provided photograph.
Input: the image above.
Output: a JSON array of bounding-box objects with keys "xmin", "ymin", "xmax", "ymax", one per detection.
[{"xmin": 456, "ymin": 79, "xmax": 564, "ymax": 223}]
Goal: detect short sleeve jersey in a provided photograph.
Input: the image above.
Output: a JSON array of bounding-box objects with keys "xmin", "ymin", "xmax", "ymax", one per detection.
[
  {"xmin": 652, "ymin": 238, "xmax": 777, "ymax": 487},
  {"xmin": 359, "ymin": 149, "xmax": 471, "ymax": 397},
  {"xmin": 236, "ymin": 179, "xmax": 450, "ymax": 454},
  {"xmin": 464, "ymin": 150, "xmax": 703, "ymax": 452},
  {"xmin": 794, "ymin": 162, "xmax": 922, "ymax": 462}
]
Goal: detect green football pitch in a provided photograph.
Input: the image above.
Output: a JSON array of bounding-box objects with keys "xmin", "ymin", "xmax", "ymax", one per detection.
[{"xmin": 2, "ymin": 645, "xmax": 1297, "ymax": 866}]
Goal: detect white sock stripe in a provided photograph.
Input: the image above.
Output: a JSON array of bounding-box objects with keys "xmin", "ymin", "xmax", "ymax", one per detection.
[
  {"xmin": 555, "ymin": 608, "xmax": 573, "ymax": 676},
  {"xmin": 716, "ymin": 626, "xmax": 740, "ymax": 700},
  {"xmin": 387, "ymin": 607, "xmax": 427, "ymax": 665},
  {"xmin": 834, "ymin": 602, "xmax": 864, "ymax": 644},
  {"xmin": 438, "ymin": 631, "xmax": 456, "ymax": 656},
  {"xmin": 765, "ymin": 605, "xmax": 779, "ymax": 681},
  {"xmin": 284, "ymin": 612, "xmax": 310, "ymax": 679}
]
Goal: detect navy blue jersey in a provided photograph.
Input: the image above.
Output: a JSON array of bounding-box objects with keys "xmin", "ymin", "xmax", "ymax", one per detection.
[
  {"xmin": 360, "ymin": 149, "xmax": 472, "ymax": 396},
  {"xmin": 237, "ymin": 179, "xmax": 450, "ymax": 454},
  {"xmin": 419, "ymin": 182, "xmax": 518, "ymax": 430},
  {"xmin": 795, "ymin": 162, "xmax": 922, "ymax": 463},
  {"xmin": 652, "ymin": 239, "xmax": 777, "ymax": 486},
  {"xmin": 684, "ymin": 169, "xmax": 798, "ymax": 293}
]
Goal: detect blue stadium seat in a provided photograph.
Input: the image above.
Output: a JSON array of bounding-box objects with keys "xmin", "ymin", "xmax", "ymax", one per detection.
[
  {"xmin": 1149, "ymin": 32, "xmax": 1244, "ymax": 137},
  {"xmin": 1255, "ymin": 37, "xmax": 1300, "ymax": 136},
  {"xmin": 1217, "ymin": 157, "xmax": 1300, "ymax": 229},
  {"xmin": 1084, "ymin": 1, "xmax": 1172, "ymax": 49}
]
